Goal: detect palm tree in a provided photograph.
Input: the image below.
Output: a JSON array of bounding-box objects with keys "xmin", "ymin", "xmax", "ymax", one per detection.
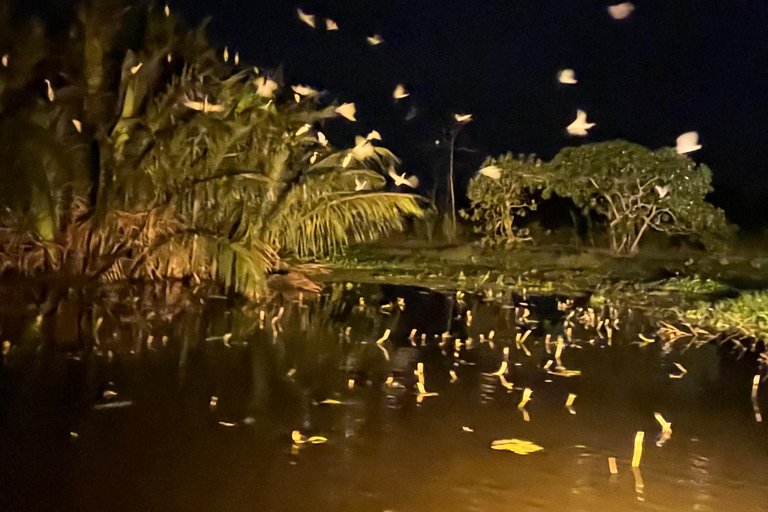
[{"xmin": 0, "ymin": 0, "xmax": 423, "ymax": 296}]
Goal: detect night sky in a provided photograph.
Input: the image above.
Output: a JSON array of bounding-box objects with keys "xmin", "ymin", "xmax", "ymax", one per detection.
[{"xmin": 21, "ymin": 0, "xmax": 768, "ymax": 229}]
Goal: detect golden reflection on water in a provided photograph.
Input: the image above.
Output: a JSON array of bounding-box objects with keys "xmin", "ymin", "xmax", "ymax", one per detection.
[{"xmin": 1, "ymin": 282, "xmax": 768, "ymax": 511}]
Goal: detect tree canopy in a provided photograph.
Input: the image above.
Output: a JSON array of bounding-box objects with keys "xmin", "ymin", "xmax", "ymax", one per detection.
[
  {"xmin": 464, "ymin": 140, "xmax": 732, "ymax": 254},
  {"xmin": 545, "ymin": 140, "xmax": 731, "ymax": 254}
]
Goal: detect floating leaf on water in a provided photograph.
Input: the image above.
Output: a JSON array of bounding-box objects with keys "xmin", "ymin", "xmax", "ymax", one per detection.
[
  {"xmin": 491, "ymin": 438, "xmax": 543, "ymax": 455},
  {"xmin": 608, "ymin": 457, "xmax": 618, "ymax": 474},
  {"xmin": 462, "ymin": 426, "xmax": 474, "ymax": 432},
  {"xmin": 218, "ymin": 421, "xmax": 236, "ymax": 427},
  {"xmin": 319, "ymin": 399, "xmax": 342, "ymax": 405}
]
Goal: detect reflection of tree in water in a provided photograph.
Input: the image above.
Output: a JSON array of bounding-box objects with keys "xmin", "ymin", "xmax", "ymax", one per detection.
[{"xmin": 1, "ymin": 280, "xmax": 762, "ymax": 439}]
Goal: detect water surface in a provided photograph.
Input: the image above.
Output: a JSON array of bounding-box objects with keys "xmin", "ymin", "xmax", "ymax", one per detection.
[{"xmin": 1, "ymin": 281, "xmax": 767, "ymax": 512}]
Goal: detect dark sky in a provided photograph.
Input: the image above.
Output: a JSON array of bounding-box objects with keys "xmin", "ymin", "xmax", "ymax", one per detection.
[{"xmin": 22, "ymin": 0, "xmax": 768, "ymax": 229}]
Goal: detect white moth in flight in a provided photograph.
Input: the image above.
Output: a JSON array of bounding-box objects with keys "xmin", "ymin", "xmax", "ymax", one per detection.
[
  {"xmin": 255, "ymin": 76, "xmax": 278, "ymax": 98},
  {"xmin": 608, "ymin": 2, "xmax": 635, "ymax": 20},
  {"xmin": 130, "ymin": 62, "xmax": 143, "ymax": 74},
  {"xmin": 676, "ymin": 131, "xmax": 701, "ymax": 154},
  {"xmin": 478, "ymin": 165, "xmax": 501, "ymax": 179},
  {"xmin": 454, "ymin": 113, "xmax": 472, "ymax": 123},
  {"xmin": 352, "ymin": 137, "xmax": 376, "ymax": 160},
  {"xmin": 297, "ymin": 9, "xmax": 316, "ymax": 28},
  {"xmin": 557, "ymin": 69, "xmax": 577, "ymax": 84},
  {"xmin": 325, "ymin": 18, "xmax": 338, "ymax": 31},
  {"xmin": 388, "ymin": 168, "xmax": 419, "ymax": 188},
  {"xmin": 72, "ymin": 119, "xmax": 82, "ymax": 133},
  {"xmin": 367, "ymin": 34, "xmax": 383, "ymax": 46},
  {"xmin": 393, "ymin": 84, "xmax": 409, "ymax": 99},
  {"xmin": 567, "ymin": 109, "xmax": 595, "ymax": 136},
  {"xmin": 335, "ymin": 102, "xmax": 357, "ymax": 121},
  {"xmin": 292, "ymin": 84, "xmax": 319, "ymax": 97}
]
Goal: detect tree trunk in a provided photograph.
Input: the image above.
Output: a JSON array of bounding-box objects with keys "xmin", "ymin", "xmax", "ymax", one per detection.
[
  {"xmin": 629, "ymin": 215, "xmax": 653, "ymax": 255},
  {"xmin": 448, "ymin": 131, "xmax": 457, "ymax": 242}
]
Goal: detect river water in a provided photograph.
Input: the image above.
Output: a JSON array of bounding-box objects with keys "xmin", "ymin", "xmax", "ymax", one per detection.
[{"xmin": 1, "ymin": 281, "xmax": 767, "ymax": 512}]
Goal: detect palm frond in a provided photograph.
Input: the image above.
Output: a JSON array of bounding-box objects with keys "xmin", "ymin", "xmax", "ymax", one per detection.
[{"xmin": 268, "ymin": 191, "xmax": 422, "ymax": 258}]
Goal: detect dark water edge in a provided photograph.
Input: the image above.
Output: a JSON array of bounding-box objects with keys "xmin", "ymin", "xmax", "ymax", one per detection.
[{"xmin": 1, "ymin": 281, "xmax": 768, "ymax": 512}]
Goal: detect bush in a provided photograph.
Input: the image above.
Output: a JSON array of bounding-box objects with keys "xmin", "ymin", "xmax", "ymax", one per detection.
[{"xmin": 462, "ymin": 153, "xmax": 544, "ymax": 247}]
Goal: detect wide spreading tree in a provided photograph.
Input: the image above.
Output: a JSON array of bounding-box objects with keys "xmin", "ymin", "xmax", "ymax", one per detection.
[
  {"xmin": 545, "ymin": 140, "xmax": 731, "ymax": 254},
  {"xmin": 465, "ymin": 140, "xmax": 732, "ymax": 254}
]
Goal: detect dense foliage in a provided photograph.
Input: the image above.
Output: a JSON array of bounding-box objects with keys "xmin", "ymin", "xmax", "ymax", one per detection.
[
  {"xmin": 462, "ymin": 153, "xmax": 544, "ymax": 247},
  {"xmin": 465, "ymin": 140, "xmax": 731, "ymax": 254},
  {"xmin": 0, "ymin": 1, "xmax": 422, "ymax": 296},
  {"xmin": 545, "ymin": 141, "xmax": 731, "ymax": 254}
]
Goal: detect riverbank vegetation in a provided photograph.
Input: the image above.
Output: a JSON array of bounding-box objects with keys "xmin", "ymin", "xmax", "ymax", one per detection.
[
  {"xmin": 0, "ymin": 0, "xmax": 422, "ymax": 297},
  {"xmin": 0, "ymin": 0, "xmax": 763, "ymax": 333}
]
